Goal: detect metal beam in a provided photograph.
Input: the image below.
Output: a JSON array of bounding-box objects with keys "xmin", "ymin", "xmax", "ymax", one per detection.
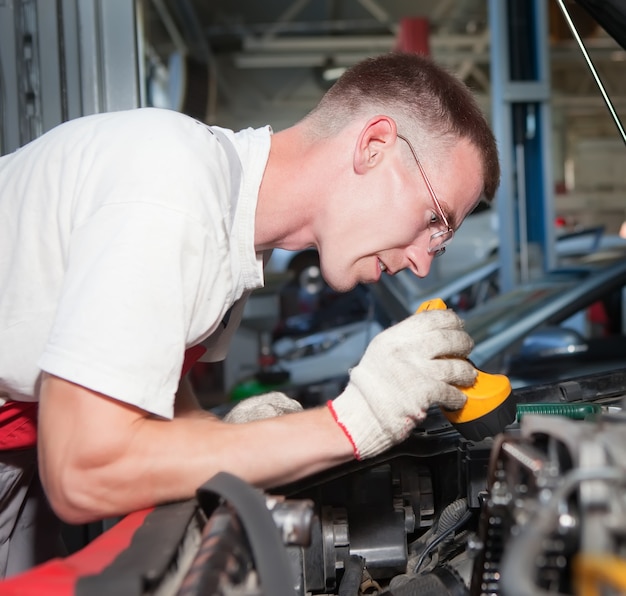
[
  {"xmin": 0, "ymin": 0, "xmax": 142, "ymax": 155},
  {"xmin": 489, "ymin": 0, "xmax": 556, "ymax": 292}
]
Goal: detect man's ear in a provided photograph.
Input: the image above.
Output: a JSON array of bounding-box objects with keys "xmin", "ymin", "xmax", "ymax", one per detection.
[{"xmin": 353, "ymin": 116, "xmax": 397, "ymax": 174}]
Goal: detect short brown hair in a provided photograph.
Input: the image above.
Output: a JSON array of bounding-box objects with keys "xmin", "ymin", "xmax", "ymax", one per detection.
[{"xmin": 305, "ymin": 52, "xmax": 500, "ymax": 201}]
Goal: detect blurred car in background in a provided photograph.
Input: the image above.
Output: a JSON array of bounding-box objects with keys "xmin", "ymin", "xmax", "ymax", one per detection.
[
  {"xmin": 270, "ymin": 284, "xmax": 386, "ymax": 392},
  {"xmin": 371, "ymin": 256, "xmax": 500, "ymax": 322},
  {"xmin": 265, "ymin": 247, "xmax": 325, "ymax": 296},
  {"xmin": 465, "ymin": 253, "xmax": 626, "ymax": 388},
  {"xmin": 555, "ymin": 225, "xmax": 626, "ymax": 263}
]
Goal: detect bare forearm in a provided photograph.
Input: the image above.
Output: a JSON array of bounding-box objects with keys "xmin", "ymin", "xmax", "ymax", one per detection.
[
  {"xmin": 38, "ymin": 375, "xmax": 352, "ymax": 523},
  {"xmin": 133, "ymin": 407, "xmax": 351, "ymax": 502}
]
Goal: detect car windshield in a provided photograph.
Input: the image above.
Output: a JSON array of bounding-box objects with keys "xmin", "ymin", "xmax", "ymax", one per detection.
[
  {"xmin": 463, "ymin": 274, "xmax": 584, "ymax": 344},
  {"xmin": 374, "ymin": 257, "xmax": 500, "ymax": 318}
]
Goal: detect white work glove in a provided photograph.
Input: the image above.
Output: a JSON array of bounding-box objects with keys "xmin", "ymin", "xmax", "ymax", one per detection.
[
  {"xmin": 224, "ymin": 392, "xmax": 303, "ymax": 423},
  {"xmin": 327, "ymin": 309, "xmax": 476, "ymax": 460}
]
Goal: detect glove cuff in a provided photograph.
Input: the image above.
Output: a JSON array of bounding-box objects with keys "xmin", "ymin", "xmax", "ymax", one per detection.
[
  {"xmin": 327, "ymin": 399, "xmax": 361, "ymax": 459},
  {"xmin": 327, "ymin": 385, "xmax": 393, "ymax": 460}
]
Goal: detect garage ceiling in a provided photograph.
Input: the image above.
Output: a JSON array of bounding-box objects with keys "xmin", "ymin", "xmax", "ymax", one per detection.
[{"xmin": 142, "ymin": 0, "xmax": 626, "ymax": 130}]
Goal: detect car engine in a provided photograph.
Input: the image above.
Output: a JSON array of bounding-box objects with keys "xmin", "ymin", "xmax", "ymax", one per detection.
[{"xmin": 180, "ymin": 369, "xmax": 626, "ymax": 596}]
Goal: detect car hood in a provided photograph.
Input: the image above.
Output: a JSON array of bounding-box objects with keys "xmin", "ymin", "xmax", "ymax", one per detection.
[{"xmin": 574, "ymin": 0, "xmax": 626, "ymax": 50}]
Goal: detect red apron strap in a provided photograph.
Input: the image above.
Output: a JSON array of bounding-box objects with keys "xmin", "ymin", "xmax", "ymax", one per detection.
[
  {"xmin": 181, "ymin": 345, "xmax": 207, "ymax": 377},
  {"xmin": 0, "ymin": 401, "xmax": 38, "ymax": 450}
]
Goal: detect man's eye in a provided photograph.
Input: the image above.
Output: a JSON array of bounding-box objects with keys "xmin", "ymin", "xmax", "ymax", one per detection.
[{"xmin": 429, "ymin": 211, "xmax": 441, "ymax": 226}]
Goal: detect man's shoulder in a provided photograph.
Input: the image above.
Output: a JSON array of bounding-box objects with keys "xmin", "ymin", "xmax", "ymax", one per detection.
[{"xmin": 59, "ymin": 108, "xmax": 216, "ymax": 145}]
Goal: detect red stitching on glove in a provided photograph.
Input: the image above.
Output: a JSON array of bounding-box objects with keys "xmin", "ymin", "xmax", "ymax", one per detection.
[{"xmin": 327, "ymin": 400, "xmax": 361, "ymax": 461}]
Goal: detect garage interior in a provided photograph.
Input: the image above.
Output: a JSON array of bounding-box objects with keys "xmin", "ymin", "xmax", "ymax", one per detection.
[
  {"xmin": 2, "ymin": 2, "xmax": 626, "ymax": 594},
  {"xmin": 2, "ymin": 0, "xmax": 624, "ymax": 400}
]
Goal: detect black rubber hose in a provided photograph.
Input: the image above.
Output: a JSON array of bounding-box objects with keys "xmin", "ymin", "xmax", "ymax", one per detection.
[
  {"xmin": 177, "ymin": 505, "xmax": 251, "ymax": 595},
  {"xmin": 196, "ymin": 472, "xmax": 297, "ymax": 596},
  {"xmin": 338, "ymin": 555, "xmax": 365, "ymax": 596},
  {"xmin": 436, "ymin": 498, "xmax": 468, "ymax": 537}
]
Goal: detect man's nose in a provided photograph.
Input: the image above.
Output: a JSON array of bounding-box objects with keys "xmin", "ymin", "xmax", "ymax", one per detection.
[{"xmin": 405, "ymin": 245, "xmax": 433, "ymax": 278}]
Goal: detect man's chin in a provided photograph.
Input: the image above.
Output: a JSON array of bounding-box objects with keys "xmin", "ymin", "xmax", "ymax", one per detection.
[
  {"xmin": 326, "ymin": 277, "xmax": 358, "ymax": 293},
  {"xmin": 321, "ymin": 263, "xmax": 360, "ymax": 293}
]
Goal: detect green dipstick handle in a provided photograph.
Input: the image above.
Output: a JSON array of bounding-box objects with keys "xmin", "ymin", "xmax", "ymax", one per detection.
[{"xmin": 516, "ymin": 403, "xmax": 602, "ymax": 422}]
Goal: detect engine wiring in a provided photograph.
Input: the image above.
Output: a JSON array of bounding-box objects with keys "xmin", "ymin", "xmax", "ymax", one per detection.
[{"xmin": 412, "ymin": 507, "xmax": 474, "ymax": 574}]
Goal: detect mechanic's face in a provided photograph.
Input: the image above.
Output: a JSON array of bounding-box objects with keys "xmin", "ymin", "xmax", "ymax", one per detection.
[{"xmin": 319, "ymin": 136, "xmax": 484, "ymax": 292}]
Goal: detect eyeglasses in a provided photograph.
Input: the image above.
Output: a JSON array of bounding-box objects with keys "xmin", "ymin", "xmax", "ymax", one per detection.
[{"xmin": 396, "ymin": 133, "xmax": 454, "ymax": 257}]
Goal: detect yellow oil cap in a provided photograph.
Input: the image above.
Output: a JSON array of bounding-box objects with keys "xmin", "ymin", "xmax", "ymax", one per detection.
[
  {"xmin": 416, "ymin": 298, "xmax": 515, "ymax": 440},
  {"xmin": 443, "ymin": 369, "xmax": 512, "ymax": 424}
]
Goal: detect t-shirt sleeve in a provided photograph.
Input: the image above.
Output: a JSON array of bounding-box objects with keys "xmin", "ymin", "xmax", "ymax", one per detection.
[{"xmin": 38, "ymin": 202, "xmax": 219, "ymax": 419}]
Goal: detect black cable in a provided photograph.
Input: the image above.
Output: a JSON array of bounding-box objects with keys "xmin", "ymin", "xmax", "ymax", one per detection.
[{"xmin": 413, "ymin": 509, "xmax": 473, "ymax": 574}]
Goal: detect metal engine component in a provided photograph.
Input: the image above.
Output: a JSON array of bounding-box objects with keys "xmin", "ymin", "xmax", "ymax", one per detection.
[
  {"xmin": 471, "ymin": 404, "xmax": 626, "ymax": 596},
  {"xmin": 287, "ymin": 460, "xmax": 436, "ymax": 594}
]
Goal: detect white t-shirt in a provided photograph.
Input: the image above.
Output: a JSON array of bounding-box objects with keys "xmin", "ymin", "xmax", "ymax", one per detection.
[{"xmin": 0, "ymin": 108, "xmax": 270, "ymax": 418}]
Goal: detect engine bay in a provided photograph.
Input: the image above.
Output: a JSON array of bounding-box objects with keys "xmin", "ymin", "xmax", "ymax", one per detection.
[{"xmin": 188, "ymin": 368, "xmax": 626, "ymax": 596}]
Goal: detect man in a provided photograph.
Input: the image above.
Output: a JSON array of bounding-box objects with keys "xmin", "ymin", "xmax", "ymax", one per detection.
[{"xmin": 0, "ymin": 52, "xmax": 499, "ymax": 576}]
